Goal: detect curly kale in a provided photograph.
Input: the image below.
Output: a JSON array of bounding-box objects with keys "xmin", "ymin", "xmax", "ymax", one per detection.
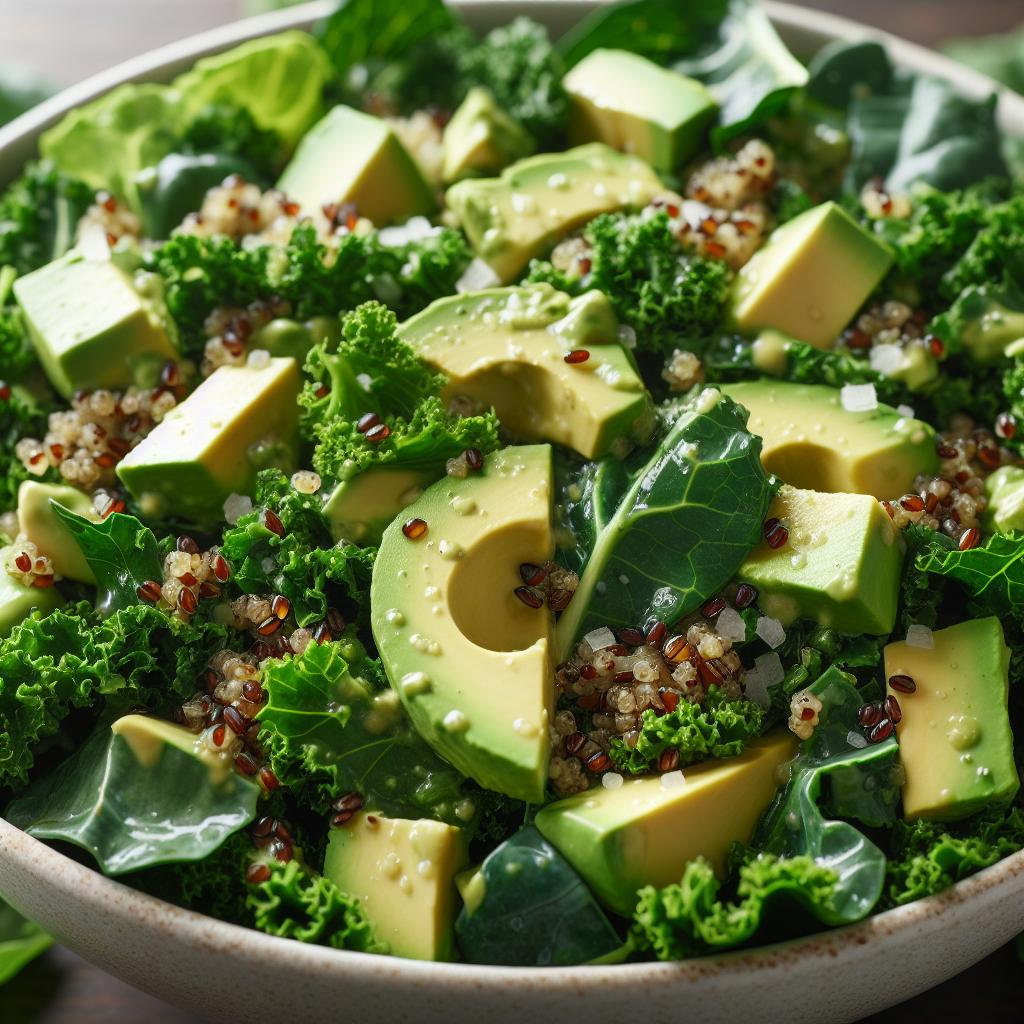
[
  {"xmin": 886, "ymin": 806, "xmax": 1024, "ymax": 907},
  {"xmin": 0, "ymin": 602, "xmax": 227, "ymax": 789},
  {"xmin": 220, "ymin": 469, "xmax": 375, "ymax": 629},
  {"xmin": 248, "ymin": 860, "xmax": 384, "ymax": 953},
  {"xmin": 0, "ymin": 160, "xmax": 95, "ymax": 275},
  {"xmin": 527, "ymin": 212, "xmax": 732, "ymax": 357},
  {"xmin": 180, "ymin": 101, "xmax": 285, "ymax": 179},
  {"xmin": 929, "ymin": 277, "xmax": 1024, "ymax": 365},
  {"xmin": 609, "ymin": 687, "xmax": 766, "ymax": 776},
  {"xmin": 1, "ymin": 383, "xmax": 55, "ymax": 515},
  {"xmin": 630, "ymin": 851, "xmax": 839, "ymax": 961}
]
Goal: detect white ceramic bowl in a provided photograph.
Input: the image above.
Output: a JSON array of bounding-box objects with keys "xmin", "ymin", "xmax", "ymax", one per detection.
[{"xmin": 1, "ymin": 4, "xmax": 1022, "ymax": 1022}]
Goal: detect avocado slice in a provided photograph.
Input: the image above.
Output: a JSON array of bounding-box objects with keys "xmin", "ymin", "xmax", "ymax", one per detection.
[
  {"xmin": 116, "ymin": 357, "xmax": 299, "ymax": 525},
  {"xmin": 731, "ymin": 202, "xmax": 893, "ymax": 347},
  {"xmin": 441, "ymin": 87, "xmax": 535, "ymax": 184},
  {"xmin": 0, "ymin": 545, "xmax": 64, "ymax": 638},
  {"xmin": 371, "ymin": 445, "xmax": 554, "ymax": 803},
  {"xmin": 564, "ymin": 49, "xmax": 717, "ymax": 172},
  {"xmin": 446, "ymin": 143, "xmax": 662, "ymax": 282},
  {"xmin": 324, "ymin": 811, "xmax": 467, "ymax": 961},
  {"xmin": 323, "ymin": 467, "xmax": 434, "ymax": 545},
  {"xmin": 739, "ymin": 485, "xmax": 904, "ymax": 635},
  {"xmin": 13, "ymin": 253, "xmax": 178, "ymax": 399},
  {"xmin": 885, "ymin": 617, "xmax": 1019, "ymax": 822},
  {"xmin": 984, "ymin": 466, "xmax": 1024, "ymax": 534},
  {"xmin": 722, "ymin": 380, "xmax": 937, "ymax": 499},
  {"xmin": 17, "ymin": 480, "xmax": 100, "ymax": 583},
  {"xmin": 277, "ymin": 105, "xmax": 434, "ymax": 225},
  {"xmin": 398, "ymin": 285, "xmax": 655, "ymax": 459},
  {"xmin": 534, "ymin": 732, "xmax": 797, "ymax": 915}
]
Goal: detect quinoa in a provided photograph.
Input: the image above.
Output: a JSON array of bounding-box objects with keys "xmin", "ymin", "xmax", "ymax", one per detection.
[
  {"xmin": 200, "ymin": 296, "xmax": 292, "ymax": 376},
  {"xmin": 789, "ymin": 688, "xmax": 823, "ymax": 741},
  {"xmin": 859, "ymin": 178, "xmax": 912, "ymax": 221},
  {"xmin": 75, "ymin": 190, "xmax": 140, "ymax": 248},
  {"xmin": 662, "ymin": 349, "xmax": 704, "ymax": 392}
]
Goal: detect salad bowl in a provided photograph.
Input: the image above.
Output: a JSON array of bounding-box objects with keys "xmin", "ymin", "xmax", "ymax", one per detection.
[{"xmin": 1, "ymin": 3, "xmax": 1023, "ymax": 1022}]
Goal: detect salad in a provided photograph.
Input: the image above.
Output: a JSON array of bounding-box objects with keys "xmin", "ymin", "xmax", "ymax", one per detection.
[{"xmin": 1, "ymin": 0, "xmax": 1023, "ymax": 974}]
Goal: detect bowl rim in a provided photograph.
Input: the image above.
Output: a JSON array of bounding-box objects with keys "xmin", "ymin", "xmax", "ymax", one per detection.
[{"xmin": 0, "ymin": 0, "xmax": 1022, "ymax": 984}]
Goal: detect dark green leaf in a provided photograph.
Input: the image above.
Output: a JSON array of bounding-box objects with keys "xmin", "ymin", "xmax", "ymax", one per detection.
[
  {"xmin": 555, "ymin": 389, "xmax": 773, "ymax": 660},
  {"xmin": 50, "ymin": 504, "xmax": 163, "ymax": 615},
  {"xmin": 0, "ymin": 900, "xmax": 51, "ymax": 985},
  {"xmin": 6, "ymin": 716, "xmax": 259, "ymax": 875},
  {"xmin": 916, "ymin": 531, "xmax": 1024, "ymax": 613}
]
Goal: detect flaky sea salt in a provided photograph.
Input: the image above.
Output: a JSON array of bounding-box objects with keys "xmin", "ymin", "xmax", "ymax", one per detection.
[
  {"xmin": 744, "ymin": 669, "xmax": 770, "ymax": 709},
  {"xmin": 223, "ymin": 493, "xmax": 253, "ymax": 525},
  {"xmin": 847, "ymin": 730, "xmax": 869, "ymax": 750},
  {"xmin": 582, "ymin": 626, "xmax": 617, "ymax": 653},
  {"xmin": 602, "ymin": 772, "xmax": 624, "ymax": 790},
  {"xmin": 840, "ymin": 382, "xmax": 878, "ymax": 413},
  {"xmin": 660, "ymin": 770, "xmax": 686, "ymax": 791},
  {"xmin": 456, "ymin": 258, "xmax": 500, "ymax": 293},
  {"xmin": 716, "ymin": 606, "xmax": 747, "ymax": 642},
  {"xmin": 246, "ymin": 348, "xmax": 271, "ymax": 369},
  {"xmin": 755, "ymin": 615, "xmax": 786, "ymax": 649},
  {"xmin": 897, "ymin": 404, "xmax": 916, "ymax": 419},
  {"xmin": 869, "ymin": 344, "xmax": 903, "ymax": 376},
  {"xmin": 377, "ymin": 216, "xmax": 439, "ymax": 246},
  {"xmin": 754, "ymin": 652, "xmax": 785, "ymax": 688},
  {"xmin": 905, "ymin": 623, "xmax": 935, "ymax": 649}
]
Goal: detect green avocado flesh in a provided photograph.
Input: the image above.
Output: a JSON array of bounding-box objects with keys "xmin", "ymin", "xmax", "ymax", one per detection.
[
  {"xmin": 398, "ymin": 284, "xmax": 655, "ymax": 459},
  {"xmin": 0, "ymin": 546, "xmax": 63, "ymax": 638},
  {"xmin": 371, "ymin": 445, "xmax": 554, "ymax": 804}
]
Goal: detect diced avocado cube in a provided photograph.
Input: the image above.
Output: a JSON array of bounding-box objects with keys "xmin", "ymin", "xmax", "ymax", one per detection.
[
  {"xmin": 442, "ymin": 87, "xmax": 535, "ymax": 184},
  {"xmin": 13, "ymin": 254, "xmax": 178, "ymax": 399},
  {"xmin": 739, "ymin": 485, "xmax": 904, "ymax": 635},
  {"xmin": 722, "ymin": 380, "xmax": 937, "ymax": 499},
  {"xmin": 731, "ymin": 202, "xmax": 893, "ymax": 347},
  {"xmin": 398, "ymin": 285, "xmax": 655, "ymax": 459},
  {"xmin": 116, "ymin": 357, "xmax": 299, "ymax": 525},
  {"xmin": 0, "ymin": 546, "xmax": 64, "ymax": 638},
  {"xmin": 17, "ymin": 481, "xmax": 100, "ymax": 583},
  {"xmin": 446, "ymin": 143, "xmax": 663, "ymax": 282},
  {"xmin": 324, "ymin": 467, "xmax": 434, "ymax": 545},
  {"xmin": 324, "ymin": 812, "xmax": 467, "ymax": 961},
  {"xmin": 535, "ymin": 733, "xmax": 796, "ymax": 914},
  {"xmin": 564, "ymin": 49, "xmax": 717, "ymax": 172},
  {"xmin": 371, "ymin": 446, "xmax": 555, "ymax": 804},
  {"xmin": 885, "ymin": 618, "xmax": 1019, "ymax": 822},
  {"xmin": 985, "ymin": 466, "xmax": 1024, "ymax": 534},
  {"xmin": 277, "ymin": 105, "xmax": 435, "ymax": 226}
]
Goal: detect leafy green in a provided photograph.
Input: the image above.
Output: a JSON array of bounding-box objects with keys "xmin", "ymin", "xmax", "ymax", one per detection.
[
  {"xmin": 916, "ymin": 531, "xmax": 1024, "ymax": 614},
  {"xmin": 896, "ymin": 522, "xmax": 952, "ymax": 635},
  {"xmin": 0, "ymin": 160, "xmax": 95, "ymax": 275},
  {"xmin": 180, "ymin": 102, "xmax": 285, "ymax": 179},
  {"xmin": 248, "ymin": 860, "xmax": 384, "ymax": 952},
  {"xmin": 0, "ymin": 900, "xmax": 51, "ymax": 985},
  {"xmin": 0, "ymin": 602, "xmax": 226, "ymax": 789},
  {"xmin": 929, "ymin": 276, "xmax": 1024, "ymax": 364},
  {"xmin": 6, "ymin": 716, "xmax": 260, "ymax": 875},
  {"xmin": 258, "ymin": 639, "xmax": 473, "ymax": 825},
  {"xmin": 0, "ymin": 384, "xmax": 54, "ymax": 515},
  {"xmin": 456, "ymin": 827, "xmax": 623, "ymax": 967},
  {"xmin": 49, "ymin": 505, "xmax": 162, "ymax": 616},
  {"xmin": 630, "ymin": 851, "xmax": 839, "ymax": 961},
  {"xmin": 887, "ymin": 806, "xmax": 1024, "ymax": 907},
  {"xmin": 943, "ymin": 25, "xmax": 1024, "ymax": 95},
  {"xmin": 610, "ymin": 687, "xmax": 765, "ymax": 775},
  {"xmin": 220, "ymin": 469, "xmax": 374, "ymax": 628},
  {"xmin": 0, "ymin": 64, "xmax": 51, "ymax": 127},
  {"xmin": 755, "ymin": 668, "xmax": 900, "ymax": 925},
  {"xmin": 555, "ymin": 389, "xmax": 773, "ymax": 660},
  {"xmin": 171, "ymin": 31, "xmax": 331, "ymax": 151}
]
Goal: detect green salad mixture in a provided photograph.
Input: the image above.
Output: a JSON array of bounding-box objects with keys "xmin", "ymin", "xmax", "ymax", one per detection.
[{"xmin": 2, "ymin": 0, "xmax": 1024, "ymax": 972}]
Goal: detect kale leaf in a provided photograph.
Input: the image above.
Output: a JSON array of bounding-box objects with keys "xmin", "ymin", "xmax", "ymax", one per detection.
[
  {"xmin": 916, "ymin": 531, "xmax": 1024, "ymax": 614},
  {"xmin": 0, "ymin": 384, "xmax": 55, "ymax": 515}
]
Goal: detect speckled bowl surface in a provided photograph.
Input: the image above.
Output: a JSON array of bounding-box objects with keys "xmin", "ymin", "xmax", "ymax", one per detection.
[{"xmin": 1, "ymin": 4, "xmax": 1023, "ymax": 1022}]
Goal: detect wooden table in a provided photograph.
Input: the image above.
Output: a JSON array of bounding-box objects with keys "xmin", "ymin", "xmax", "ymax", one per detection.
[{"xmin": 1, "ymin": 1, "xmax": 1022, "ymax": 1021}]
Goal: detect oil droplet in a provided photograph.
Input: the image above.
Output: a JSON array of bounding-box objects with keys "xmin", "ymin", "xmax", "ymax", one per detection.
[
  {"xmin": 443, "ymin": 709, "xmax": 469, "ymax": 732},
  {"xmin": 400, "ymin": 671, "xmax": 432, "ymax": 697},
  {"xmin": 424, "ymin": 585, "xmax": 440, "ymax": 599},
  {"xmin": 512, "ymin": 718, "xmax": 539, "ymax": 738},
  {"xmin": 382, "ymin": 853, "xmax": 402, "ymax": 879},
  {"xmin": 385, "ymin": 608, "xmax": 406, "ymax": 627},
  {"xmin": 452, "ymin": 496, "xmax": 477, "ymax": 516},
  {"xmin": 438, "ymin": 540, "xmax": 465, "ymax": 561},
  {"xmin": 946, "ymin": 714, "xmax": 979, "ymax": 750}
]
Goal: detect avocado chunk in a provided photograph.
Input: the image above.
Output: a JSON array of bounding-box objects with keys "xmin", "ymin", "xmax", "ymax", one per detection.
[
  {"xmin": 739, "ymin": 485, "xmax": 904, "ymax": 635},
  {"xmin": 116, "ymin": 357, "xmax": 299, "ymax": 525},
  {"xmin": 324, "ymin": 467, "xmax": 434, "ymax": 545},
  {"xmin": 885, "ymin": 618, "xmax": 1019, "ymax": 822},
  {"xmin": 722, "ymin": 380, "xmax": 937, "ymax": 499},
  {"xmin": 0, "ymin": 546, "xmax": 64, "ymax": 638},
  {"xmin": 277, "ymin": 105, "xmax": 434, "ymax": 225},
  {"xmin": 17, "ymin": 480, "xmax": 100, "ymax": 583},
  {"xmin": 564, "ymin": 49, "xmax": 716, "ymax": 172},
  {"xmin": 371, "ymin": 445, "xmax": 554, "ymax": 803},
  {"xmin": 446, "ymin": 143, "xmax": 662, "ymax": 282},
  {"xmin": 399, "ymin": 285, "xmax": 655, "ymax": 459},
  {"xmin": 324, "ymin": 811, "xmax": 467, "ymax": 961},
  {"xmin": 731, "ymin": 202, "xmax": 893, "ymax": 347},
  {"xmin": 455, "ymin": 826, "xmax": 622, "ymax": 967},
  {"xmin": 442, "ymin": 87, "xmax": 535, "ymax": 184},
  {"xmin": 984, "ymin": 466, "xmax": 1024, "ymax": 534},
  {"xmin": 13, "ymin": 254, "xmax": 178, "ymax": 399},
  {"xmin": 534, "ymin": 732, "xmax": 797, "ymax": 915}
]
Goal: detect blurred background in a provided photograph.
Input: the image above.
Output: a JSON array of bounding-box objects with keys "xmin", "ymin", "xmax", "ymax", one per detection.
[{"xmin": 0, "ymin": 0, "xmax": 1021, "ymax": 1022}]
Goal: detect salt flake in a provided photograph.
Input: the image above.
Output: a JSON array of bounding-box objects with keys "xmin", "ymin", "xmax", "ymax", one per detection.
[
  {"xmin": 755, "ymin": 615, "xmax": 786, "ymax": 649},
  {"xmin": 456, "ymin": 258, "xmax": 500, "ymax": 293},
  {"xmin": 868, "ymin": 344, "xmax": 903, "ymax": 377},
  {"xmin": 840, "ymin": 383, "xmax": 878, "ymax": 413},
  {"xmin": 716, "ymin": 606, "xmax": 747, "ymax": 642},
  {"xmin": 223, "ymin": 493, "xmax": 253, "ymax": 525},
  {"xmin": 754, "ymin": 652, "xmax": 785, "ymax": 687},
  {"xmin": 905, "ymin": 623, "xmax": 935, "ymax": 649}
]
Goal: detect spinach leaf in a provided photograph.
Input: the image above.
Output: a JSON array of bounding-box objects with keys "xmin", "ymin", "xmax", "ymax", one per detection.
[
  {"xmin": 50, "ymin": 503, "xmax": 163, "ymax": 616},
  {"xmin": 754, "ymin": 667, "xmax": 900, "ymax": 925},
  {"xmin": 916, "ymin": 531, "xmax": 1024, "ymax": 613},
  {"xmin": 0, "ymin": 901, "xmax": 51, "ymax": 985},
  {"xmin": 259, "ymin": 639, "xmax": 472, "ymax": 826},
  {"xmin": 555, "ymin": 389, "xmax": 773, "ymax": 661},
  {"xmin": 6, "ymin": 716, "xmax": 259, "ymax": 875}
]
